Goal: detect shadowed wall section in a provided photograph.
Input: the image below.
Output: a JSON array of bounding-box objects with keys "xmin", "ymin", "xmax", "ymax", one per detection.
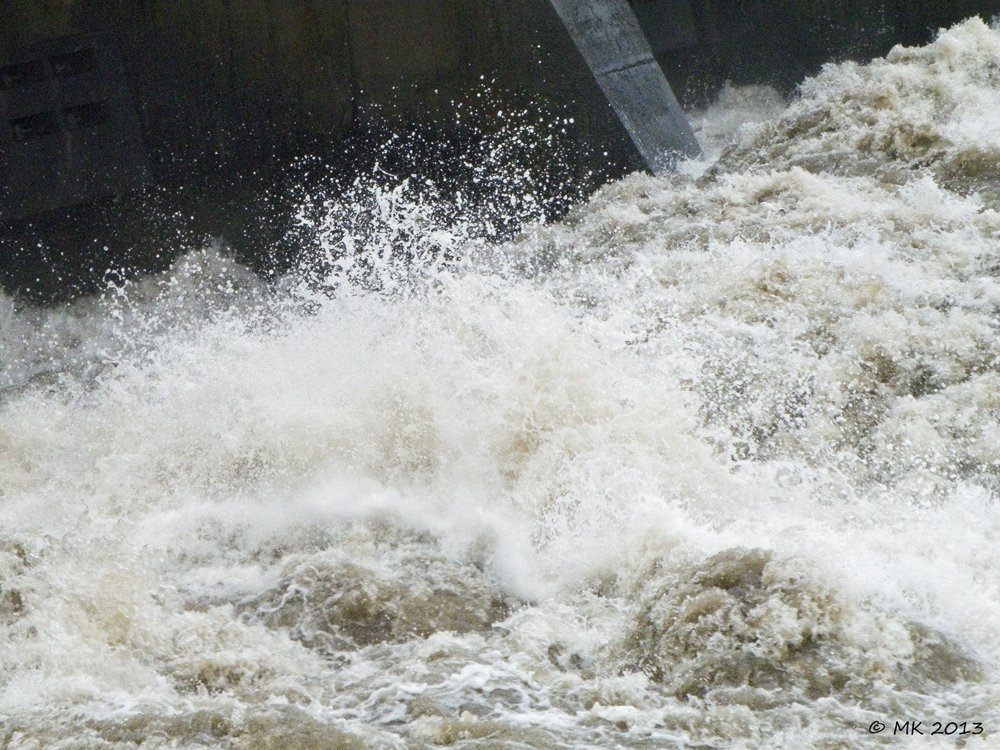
[
  {"xmin": 0, "ymin": 0, "xmax": 620, "ymax": 177},
  {"xmin": 3, "ymin": 0, "xmax": 999, "ymax": 176}
]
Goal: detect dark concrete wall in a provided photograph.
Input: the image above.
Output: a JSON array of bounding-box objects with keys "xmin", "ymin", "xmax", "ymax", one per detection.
[
  {"xmin": 2, "ymin": 0, "xmax": 1000, "ymax": 302},
  {"xmin": 0, "ymin": 0, "xmax": 638, "ymax": 301},
  {"xmin": 0, "ymin": 0, "xmax": 629, "ymax": 176},
  {"xmin": 4, "ymin": 0, "xmax": 1000, "ymax": 165}
]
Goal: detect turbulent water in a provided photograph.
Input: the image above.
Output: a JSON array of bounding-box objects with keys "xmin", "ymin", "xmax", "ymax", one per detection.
[{"xmin": 4, "ymin": 17, "xmax": 1000, "ymax": 750}]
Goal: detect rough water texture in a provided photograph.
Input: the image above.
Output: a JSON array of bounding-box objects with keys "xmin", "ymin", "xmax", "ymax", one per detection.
[{"xmin": 3, "ymin": 17, "xmax": 1000, "ymax": 750}]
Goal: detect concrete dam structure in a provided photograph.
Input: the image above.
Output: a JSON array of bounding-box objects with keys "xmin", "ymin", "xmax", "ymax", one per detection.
[{"xmin": 2, "ymin": 0, "xmax": 999, "ymax": 300}]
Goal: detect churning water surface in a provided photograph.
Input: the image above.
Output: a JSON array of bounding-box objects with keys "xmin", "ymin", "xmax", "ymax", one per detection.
[{"xmin": 3, "ymin": 17, "xmax": 1000, "ymax": 750}]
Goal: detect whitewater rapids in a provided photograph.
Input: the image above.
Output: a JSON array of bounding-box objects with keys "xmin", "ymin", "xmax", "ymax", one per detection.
[{"xmin": 3, "ymin": 17, "xmax": 1000, "ymax": 750}]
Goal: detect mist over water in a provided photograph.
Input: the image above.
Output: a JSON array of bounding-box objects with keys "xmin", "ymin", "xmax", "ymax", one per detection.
[{"xmin": 3, "ymin": 17, "xmax": 1000, "ymax": 749}]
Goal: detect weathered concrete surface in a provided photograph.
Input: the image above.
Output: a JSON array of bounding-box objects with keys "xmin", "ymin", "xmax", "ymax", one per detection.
[
  {"xmin": 0, "ymin": 1, "xmax": 596, "ymax": 163},
  {"xmin": 549, "ymin": 0, "xmax": 701, "ymax": 172},
  {"xmin": 3, "ymin": 1, "xmax": 354, "ymax": 171},
  {"xmin": 4, "ymin": 0, "xmax": 1000, "ymax": 166}
]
